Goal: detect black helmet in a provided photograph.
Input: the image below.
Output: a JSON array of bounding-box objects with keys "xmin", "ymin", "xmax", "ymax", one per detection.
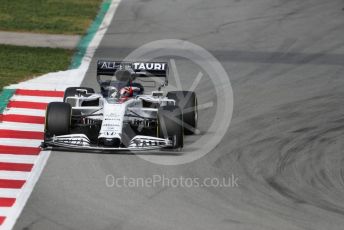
[{"xmin": 115, "ymin": 70, "xmax": 133, "ymax": 82}]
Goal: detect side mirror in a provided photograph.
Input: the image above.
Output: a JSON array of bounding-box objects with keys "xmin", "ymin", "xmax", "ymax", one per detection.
[{"xmin": 76, "ymin": 89, "xmax": 88, "ymax": 96}]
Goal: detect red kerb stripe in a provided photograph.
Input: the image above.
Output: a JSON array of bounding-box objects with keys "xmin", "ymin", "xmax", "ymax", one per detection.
[
  {"xmin": 0, "ymin": 198, "xmax": 16, "ymax": 207},
  {"xmin": 0, "ymin": 162, "xmax": 33, "ymax": 172},
  {"xmin": 15, "ymin": 89, "xmax": 64, "ymax": 97},
  {"xmin": 7, "ymin": 101, "xmax": 47, "ymax": 110},
  {"xmin": 0, "ymin": 179, "xmax": 25, "ymax": 189},
  {"xmin": 0, "ymin": 216, "xmax": 5, "ymax": 225},
  {"xmin": 0, "ymin": 130, "xmax": 43, "ymax": 139},
  {"xmin": 0, "ymin": 145, "xmax": 40, "ymax": 155}
]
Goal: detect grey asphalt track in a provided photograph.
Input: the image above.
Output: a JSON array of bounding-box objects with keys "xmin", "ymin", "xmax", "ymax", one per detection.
[{"xmin": 15, "ymin": 0, "xmax": 344, "ymax": 229}]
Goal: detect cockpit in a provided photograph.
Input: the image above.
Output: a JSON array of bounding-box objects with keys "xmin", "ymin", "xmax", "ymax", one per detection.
[{"xmin": 99, "ymin": 69, "xmax": 144, "ymax": 100}]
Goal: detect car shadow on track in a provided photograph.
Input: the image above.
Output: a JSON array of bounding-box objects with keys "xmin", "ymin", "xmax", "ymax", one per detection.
[{"xmin": 49, "ymin": 148, "xmax": 184, "ymax": 156}]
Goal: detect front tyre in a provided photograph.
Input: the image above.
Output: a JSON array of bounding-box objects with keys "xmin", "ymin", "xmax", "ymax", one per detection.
[
  {"xmin": 45, "ymin": 102, "xmax": 71, "ymax": 140},
  {"xmin": 158, "ymin": 105, "xmax": 183, "ymax": 149},
  {"xmin": 167, "ymin": 91, "xmax": 198, "ymax": 135}
]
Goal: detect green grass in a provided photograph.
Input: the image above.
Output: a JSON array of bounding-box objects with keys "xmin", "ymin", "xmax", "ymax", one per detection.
[
  {"xmin": 0, "ymin": 45, "xmax": 73, "ymax": 89},
  {"xmin": 0, "ymin": 0, "xmax": 103, "ymax": 34}
]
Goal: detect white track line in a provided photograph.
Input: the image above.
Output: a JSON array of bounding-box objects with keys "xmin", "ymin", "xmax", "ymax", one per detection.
[
  {"xmin": 82, "ymin": 1, "xmax": 121, "ymax": 69},
  {"xmin": 10, "ymin": 95, "xmax": 62, "ymax": 103},
  {"xmin": 3, "ymin": 108, "xmax": 46, "ymax": 117},
  {"xmin": 0, "ymin": 139, "xmax": 41, "ymax": 148},
  {"xmin": 0, "ymin": 122, "xmax": 44, "ymax": 132},
  {"xmin": 0, "ymin": 155, "xmax": 37, "ymax": 164}
]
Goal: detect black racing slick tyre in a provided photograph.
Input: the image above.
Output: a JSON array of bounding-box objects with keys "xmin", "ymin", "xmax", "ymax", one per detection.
[
  {"xmin": 63, "ymin": 87, "xmax": 95, "ymax": 102},
  {"xmin": 167, "ymin": 91, "xmax": 198, "ymax": 135},
  {"xmin": 44, "ymin": 102, "xmax": 71, "ymax": 140},
  {"xmin": 158, "ymin": 105, "xmax": 183, "ymax": 149}
]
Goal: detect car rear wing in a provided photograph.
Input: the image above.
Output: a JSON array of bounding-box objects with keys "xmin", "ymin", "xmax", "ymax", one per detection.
[{"xmin": 97, "ymin": 60, "xmax": 169, "ymax": 78}]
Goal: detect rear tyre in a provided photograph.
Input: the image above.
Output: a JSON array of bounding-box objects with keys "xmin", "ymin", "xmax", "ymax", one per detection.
[
  {"xmin": 63, "ymin": 87, "xmax": 95, "ymax": 102},
  {"xmin": 45, "ymin": 102, "xmax": 71, "ymax": 140},
  {"xmin": 167, "ymin": 91, "xmax": 198, "ymax": 135},
  {"xmin": 157, "ymin": 105, "xmax": 183, "ymax": 149}
]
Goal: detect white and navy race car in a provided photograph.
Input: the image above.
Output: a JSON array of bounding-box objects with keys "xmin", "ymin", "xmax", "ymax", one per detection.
[{"xmin": 42, "ymin": 60, "xmax": 198, "ymax": 151}]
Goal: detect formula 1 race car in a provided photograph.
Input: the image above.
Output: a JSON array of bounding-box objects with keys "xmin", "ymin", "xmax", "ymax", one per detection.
[{"xmin": 42, "ymin": 60, "xmax": 198, "ymax": 151}]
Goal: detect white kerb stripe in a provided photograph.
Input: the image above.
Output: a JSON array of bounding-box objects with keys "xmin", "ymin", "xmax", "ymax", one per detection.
[
  {"xmin": 3, "ymin": 108, "xmax": 46, "ymax": 117},
  {"xmin": 0, "ymin": 189, "xmax": 20, "ymax": 198},
  {"xmin": 11, "ymin": 95, "xmax": 62, "ymax": 103},
  {"xmin": 0, "ymin": 122, "xmax": 44, "ymax": 132},
  {"xmin": 0, "ymin": 155, "xmax": 38, "ymax": 164},
  {"xmin": 0, "ymin": 171, "xmax": 30, "ymax": 181},
  {"xmin": 0, "ymin": 208, "xmax": 13, "ymax": 217},
  {"xmin": 0, "ymin": 139, "xmax": 41, "ymax": 147}
]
